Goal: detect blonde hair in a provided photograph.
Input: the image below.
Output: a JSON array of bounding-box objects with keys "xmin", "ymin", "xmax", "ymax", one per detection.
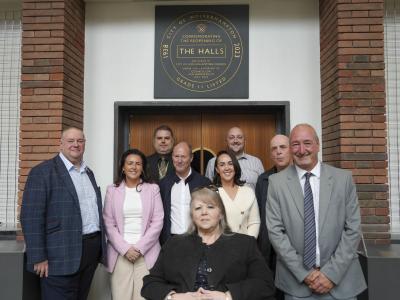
[{"xmin": 187, "ymin": 187, "xmax": 231, "ymax": 235}]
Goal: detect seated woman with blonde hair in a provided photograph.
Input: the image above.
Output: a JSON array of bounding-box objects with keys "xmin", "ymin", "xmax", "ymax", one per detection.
[{"xmin": 141, "ymin": 186, "xmax": 275, "ymax": 300}]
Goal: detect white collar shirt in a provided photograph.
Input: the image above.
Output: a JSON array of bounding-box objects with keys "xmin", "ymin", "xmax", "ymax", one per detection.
[
  {"xmin": 59, "ymin": 152, "xmax": 99, "ymax": 235},
  {"xmin": 170, "ymin": 168, "xmax": 192, "ymax": 234}
]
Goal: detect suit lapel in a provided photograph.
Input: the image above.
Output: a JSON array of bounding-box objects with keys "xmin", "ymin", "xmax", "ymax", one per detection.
[
  {"xmin": 182, "ymin": 235, "xmax": 203, "ymax": 288},
  {"xmin": 318, "ymin": 164, "xmax": 333, "ymax": 234},
  {"xmin": 206, "ymin": 235, "xmax": 235, "ymax": 285},
  {"xmin": 54, "ymin": 155, "xmax": 80, "ymax": 210},
  {"xmin": 114, "ymin": 182, "xmax": 126, "ymax": 231},
  {"xmin": 140, "ymin": 183, "xmax": 150, "ymax": 235},
  {"xmin": 286, "ymin": 166, "xmax": 304, "ymax": 219},
  {"xmin": 86, "ymin": 166, "xmax": 102, "ymax": 213}
]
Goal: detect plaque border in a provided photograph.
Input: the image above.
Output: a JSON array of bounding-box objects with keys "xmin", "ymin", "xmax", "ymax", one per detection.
[{"xmin": 154, "ymin": 5, "xmax": 249, "ymax": 99}]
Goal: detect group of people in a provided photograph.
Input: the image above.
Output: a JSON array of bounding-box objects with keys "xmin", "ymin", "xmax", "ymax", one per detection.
[{"xmin": 20, "ymin": 123, "xmax": 367, "ymax": 300}]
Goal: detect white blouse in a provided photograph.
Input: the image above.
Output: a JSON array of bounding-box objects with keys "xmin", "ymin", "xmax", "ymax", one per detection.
[{"xmin": 123, "ymin": 187, "xmax": 142, "ymax": 244}]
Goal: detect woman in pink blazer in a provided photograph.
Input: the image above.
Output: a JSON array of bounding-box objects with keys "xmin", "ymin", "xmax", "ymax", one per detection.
[{"xmin": 103, "ymin": 149, "xmax": 164, "ymax": 300}]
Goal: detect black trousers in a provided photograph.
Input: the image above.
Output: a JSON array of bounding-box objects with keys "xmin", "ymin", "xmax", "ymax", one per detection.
[{"xmin": 40, "ymin": 233, "xmax": 101, "ymax": 300}]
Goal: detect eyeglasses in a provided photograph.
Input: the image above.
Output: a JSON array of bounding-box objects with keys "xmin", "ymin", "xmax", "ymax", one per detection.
[{"xmin": 64, "ymin": 139, "xmax": 86, "ymax": 145}]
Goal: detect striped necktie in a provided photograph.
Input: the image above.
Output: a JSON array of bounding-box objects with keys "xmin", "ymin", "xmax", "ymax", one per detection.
[{"xmin": 303, "ymin": 172, "xmax": 316, "ymax": 270}]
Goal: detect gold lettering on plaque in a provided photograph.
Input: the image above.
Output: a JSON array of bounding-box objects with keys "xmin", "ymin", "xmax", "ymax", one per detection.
[{"xmin": 160, "ymin": 10, "xmax": 243, "ymax": 92}]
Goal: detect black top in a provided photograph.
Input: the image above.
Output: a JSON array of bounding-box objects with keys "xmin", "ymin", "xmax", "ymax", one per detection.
[
  {"xmin": 146, "ymin": 152, "xmax": 175, "ymax": 183},
  {"xmin": 255, "ymin": 167, "xmax": 277, "ymax": 268},
  {"xmin": 141, "ymin": 233, "xmax": 276, "ymax": 300},
  {"xmin": 194, "ymin": 249, "xmax": 210, "ymax": 290},
  {"xmin": 158, "ymin": 170, "xmax": 211, "ymax": 244}
]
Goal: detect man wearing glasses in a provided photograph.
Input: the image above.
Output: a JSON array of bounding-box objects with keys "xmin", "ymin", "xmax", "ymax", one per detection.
[{"xmin": 20, "ymin": 127, "xmax": 106, "ymax": 300}]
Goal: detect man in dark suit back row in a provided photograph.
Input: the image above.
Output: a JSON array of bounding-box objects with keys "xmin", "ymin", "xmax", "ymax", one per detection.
[
  {"xmin": 147, "ymin": 125, "xmax": 175, "ymax": 183},
  {"xmin": 20, "ymin": 127, "xmax": 106, "ymax": 300}
]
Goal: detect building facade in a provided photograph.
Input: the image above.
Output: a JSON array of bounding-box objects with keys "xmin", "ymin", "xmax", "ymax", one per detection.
[{"xmin": 1, "ymin": 0, "xmax": 399, "ymax": 298}]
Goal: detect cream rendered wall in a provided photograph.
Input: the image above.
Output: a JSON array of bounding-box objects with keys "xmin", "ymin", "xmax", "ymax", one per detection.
[{"xmin": 84, "ymin": 1, "xmax": 320, "ymax": 299}]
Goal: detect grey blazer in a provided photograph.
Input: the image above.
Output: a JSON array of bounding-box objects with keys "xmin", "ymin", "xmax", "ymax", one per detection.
[{"xmin": 265, "ymin": 164, "xmax": 366, "ymax": 298}]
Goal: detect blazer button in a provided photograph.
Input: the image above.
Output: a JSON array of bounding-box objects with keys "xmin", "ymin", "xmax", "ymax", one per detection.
[{"xmin": 207, "ymin": 267, "xmax": 213, "ymax": 273}]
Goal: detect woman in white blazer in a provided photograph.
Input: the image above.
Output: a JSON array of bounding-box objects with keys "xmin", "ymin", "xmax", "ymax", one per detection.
[
  {"xmin": 212, "ymin": 150, "xmax": 260, "ymax": 238},
  {"xmin": 103, "ymin": 149, "xmax": 164, "ymax": 300}
]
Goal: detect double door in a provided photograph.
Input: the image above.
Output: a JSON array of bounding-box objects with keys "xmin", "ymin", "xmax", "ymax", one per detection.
[{"xmin": 129, "ymin": 112, "xmax": 276, "ymax": 174}]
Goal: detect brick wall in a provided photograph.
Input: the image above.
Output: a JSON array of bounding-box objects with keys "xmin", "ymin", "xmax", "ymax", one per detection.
[
  {"xmin": 18, "ymin": 0, "xmax": 85, "ymax": 235},
  {"xmin": 319, "ymin": 0, "xmax": 389, "ymax": 244},
  {"xmin": 18, "ymin": 0, "xmax": 390, "ymax": 244}
]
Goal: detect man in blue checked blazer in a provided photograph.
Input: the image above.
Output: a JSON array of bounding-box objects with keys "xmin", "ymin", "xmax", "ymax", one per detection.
[{"xmin": 20, "ymin": 127, "xmax": 106, "ymax": 300}]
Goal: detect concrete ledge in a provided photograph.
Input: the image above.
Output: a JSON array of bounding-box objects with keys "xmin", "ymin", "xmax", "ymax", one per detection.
[
  {"xmin": 358, "ymin": 244, "xmax": 400, "ymax": 300},
  {"xmin": 0, "ymin": 222, "xmax": 17, "ymax": 240},
  {"xmin": 0, "ymin": 240, "xmax": 40, "ymax": 300}
]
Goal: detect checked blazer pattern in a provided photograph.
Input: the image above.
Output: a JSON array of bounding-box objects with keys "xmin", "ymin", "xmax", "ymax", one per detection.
[{"xmin": 20, "ymin": 155, "xmax": 107, "ymax": 276}]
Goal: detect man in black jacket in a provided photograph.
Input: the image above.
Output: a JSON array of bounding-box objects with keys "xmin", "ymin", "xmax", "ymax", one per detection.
[
  {"xmin": 147, "ymin": 125, "xmax": 175, "ymax": 183},
  {"xmin": 255, "ymin": 134, "xmax": 291, "ymax": 300},
  {"xmin": 159, "ymin": 141, "xmax": 211, "ymax": 244}
]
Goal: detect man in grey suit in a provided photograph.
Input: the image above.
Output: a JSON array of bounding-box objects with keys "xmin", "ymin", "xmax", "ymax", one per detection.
[{"xmin": 266, "ymin": 124, "xmax": 366, "ymax": 300}]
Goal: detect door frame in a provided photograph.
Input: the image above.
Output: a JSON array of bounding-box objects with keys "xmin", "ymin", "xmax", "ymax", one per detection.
[{"xmin": 114, "ymin": 101, "xmax": 290, "ymax": 179}]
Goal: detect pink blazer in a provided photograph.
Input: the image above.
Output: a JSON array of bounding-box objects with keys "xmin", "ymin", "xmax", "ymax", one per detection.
[{"xmin": 103, "ymin": 181, "xmax": 164, "ymax": 273}]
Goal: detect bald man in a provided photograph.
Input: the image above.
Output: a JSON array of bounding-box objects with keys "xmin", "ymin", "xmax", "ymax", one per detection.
[
  {"xmin": 21, "ymin": 127, "xmax": 106, "ymax": 300},
  {"xmin": 205, "ymin": 127, "xmax": 264, "ymax": 190},
  {"xmin": 266, "ymin": 124, "xmax": 366, "ymax": 300},
  {"xmin": 159, "ymin": 142, "xmax": 211, "ymax": 244},
  {"xmin": 256, "ymin": 134, "xmax": 291, "ymax": 300}
]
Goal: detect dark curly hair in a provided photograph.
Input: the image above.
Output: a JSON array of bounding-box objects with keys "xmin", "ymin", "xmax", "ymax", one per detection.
[{"xmin": 212, "ymin": 150, "xmax": 245, "ymax": 187}]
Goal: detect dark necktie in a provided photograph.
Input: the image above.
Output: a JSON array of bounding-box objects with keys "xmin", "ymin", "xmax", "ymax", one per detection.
[
  {"xmin": 158, "ymin": 157, "xmax": 168, "ymax": 179},
  {"xmin": 303, "ymin": 172, "xmax": 316, "ymax": 270}
]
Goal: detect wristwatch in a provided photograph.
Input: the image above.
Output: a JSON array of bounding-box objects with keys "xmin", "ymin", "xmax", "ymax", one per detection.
[{"xmin": 166, "ymin": 291, "xmax": 176, "ymax": 300}]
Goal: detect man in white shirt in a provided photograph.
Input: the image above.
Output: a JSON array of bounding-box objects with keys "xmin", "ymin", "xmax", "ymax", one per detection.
[
  {"xmin": 205, "ymin": 126, "xmax": 264, "ymax": 190},
  {"xmin": 266, "ymin": 124, "xmax": 366, "ymax": 300},
  {"xmin": 159, "ymin": 141, "xmax": 211, "ymax": 244}
]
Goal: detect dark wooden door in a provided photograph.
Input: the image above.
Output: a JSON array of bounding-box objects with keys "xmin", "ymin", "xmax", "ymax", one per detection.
[{"xmin": 129, "ymin": 112, "xmax": 276, "ymax": 174}]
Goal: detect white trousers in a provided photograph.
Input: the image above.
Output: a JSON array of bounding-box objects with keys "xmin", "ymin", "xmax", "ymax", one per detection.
[{"xmin": 111, "ymin": 255, "xmax": 149, "ymax": 300}]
